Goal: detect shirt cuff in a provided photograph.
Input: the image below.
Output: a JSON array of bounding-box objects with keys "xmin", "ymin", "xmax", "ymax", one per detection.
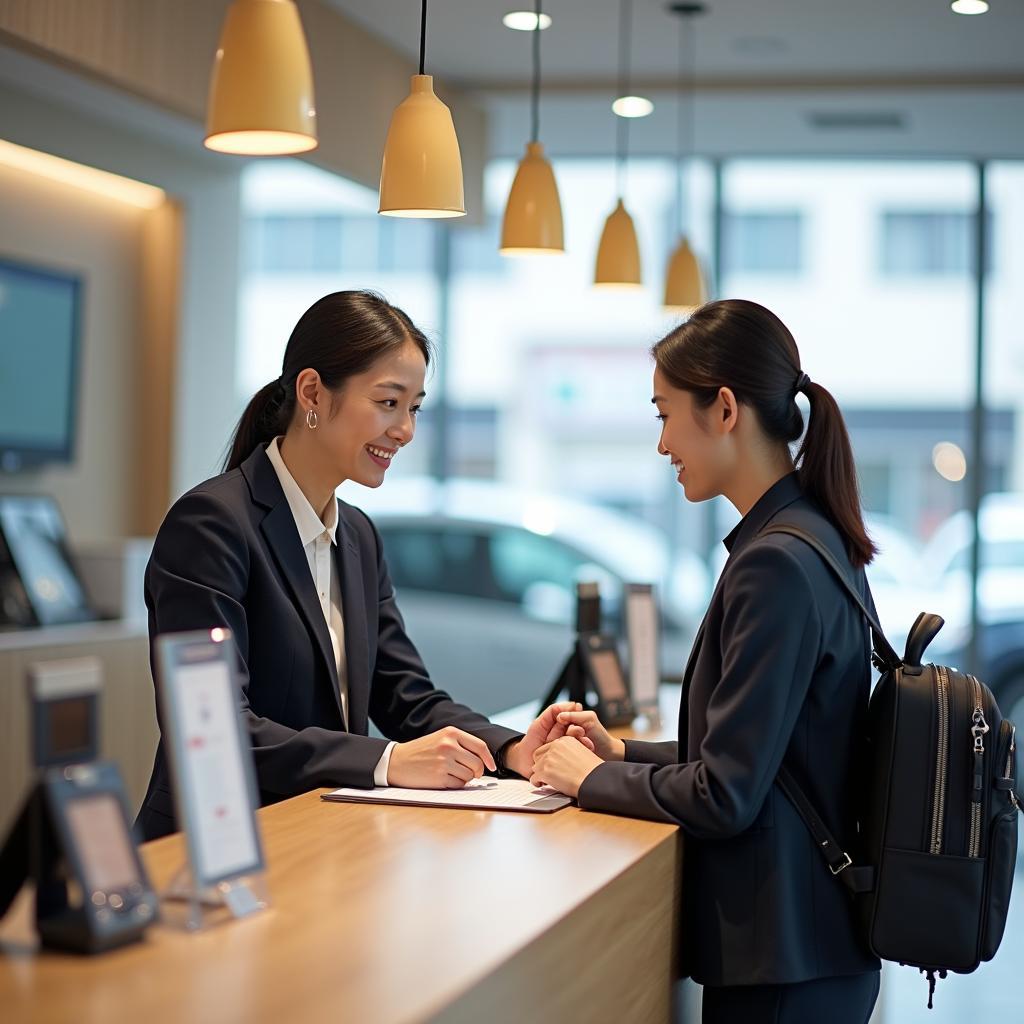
[{"xmin": 374, "ymin": 741, "xmax": 397, "ymax": 787}]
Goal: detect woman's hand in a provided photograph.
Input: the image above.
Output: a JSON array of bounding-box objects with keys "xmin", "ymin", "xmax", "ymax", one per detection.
[
  {"xmin": 388, "ymin": 727, "xmax": 497, "ymax": 788},
  {"xmin": 501, "ymin": 702, "xmax": 595, "ymax": 779},
  {"xmin": 548, "ymin": 709, "xmax": 626, "ymax": 763},
  {"xmin": 530, "ymin": 736, "xmax": 605, "ymax": 798}
]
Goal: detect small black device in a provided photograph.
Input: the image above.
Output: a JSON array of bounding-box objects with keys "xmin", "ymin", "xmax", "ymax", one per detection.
[
  {"xmin": 575, "ymin": 580, "xmax": 601, "ymax": 634},
  {"xmin": 0, "ymin": 658, "xmax": 158, "ymax": 953},
  {"xmin": 538, "ymin": 582, "xmax": 635, "ymax": 727}
]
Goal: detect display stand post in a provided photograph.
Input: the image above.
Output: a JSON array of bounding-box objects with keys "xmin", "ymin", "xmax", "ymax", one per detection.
[{"xmin": 161, "ymin": 864, "xmax": 269, "ymax": 931}]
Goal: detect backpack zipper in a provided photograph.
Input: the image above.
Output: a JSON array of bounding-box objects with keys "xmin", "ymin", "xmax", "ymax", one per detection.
[
  {"xmin": 1008, "ymin": 725, "xmax": 1020, "ymax": 813},
  {"xmin": 968, "ymin": 675, "xmax": 989, "ymax": 858},
  {"xmin": 930, "ymin": 665, "xmax": 951, "ymax": 854}
]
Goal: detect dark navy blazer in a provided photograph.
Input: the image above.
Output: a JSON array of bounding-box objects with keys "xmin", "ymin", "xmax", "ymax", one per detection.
[
  {"xmin": 137, "ymin": 443, "xmax": 520, "ymax": 840},
  {"xmin": 578, "ymin": 473, "xmax": 881, "ymax": 986}
]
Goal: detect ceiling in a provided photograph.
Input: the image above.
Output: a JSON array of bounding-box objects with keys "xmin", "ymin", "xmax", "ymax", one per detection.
[
  {"xmin": 328, "ymin": 0, "xmax": 1024, "ymax": 159},
  {"xmin": 327, "ymin": 0, "xmax": 1024, "ymax": 86}
]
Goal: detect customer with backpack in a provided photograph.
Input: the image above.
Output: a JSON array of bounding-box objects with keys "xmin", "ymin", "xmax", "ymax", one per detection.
[{"xmin": 531, "ymin": 299, "xmax": 881, "ymax": 1023}]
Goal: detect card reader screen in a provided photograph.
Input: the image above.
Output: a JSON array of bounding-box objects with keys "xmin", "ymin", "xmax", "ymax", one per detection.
[
  {"xmin": 65, "ymin": 794, "xmax": 140, "ymax": 893},
  {"xmin": 591, "ymin": 649, "xmax": 628, "ymax": 701},
  {"xmin": 47, "ymin": 697, "xmax": 92, "ymax": 758}
]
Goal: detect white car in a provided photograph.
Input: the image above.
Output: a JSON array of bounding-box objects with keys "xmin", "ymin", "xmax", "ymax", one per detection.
[{"xmin": 339, "ymin": 477, "xmax": 709, "ymax": 714}]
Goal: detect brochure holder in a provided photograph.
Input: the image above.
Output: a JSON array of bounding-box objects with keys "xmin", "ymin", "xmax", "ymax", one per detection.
[
  {"xmin": 156, "ymin": 629, "xmax": 270, "ymax": 932},
  {"xmin": 626, "ymin": 583, "xmax": 661, "ymax": 725}
]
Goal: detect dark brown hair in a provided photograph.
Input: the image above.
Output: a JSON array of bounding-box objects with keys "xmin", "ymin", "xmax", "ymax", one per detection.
[
  {"xmin": 225, "ymin": 290, "xmax": 432, "ymax": 472},
  {"xmin": 652, "ymin": 298, "xmax": 876, "ymax": 567}
]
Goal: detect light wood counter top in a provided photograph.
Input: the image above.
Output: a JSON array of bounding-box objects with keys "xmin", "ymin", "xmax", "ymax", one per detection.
[{"xmin": 0, "ymin": 691, "xmax": 684, "ymax": 1024}]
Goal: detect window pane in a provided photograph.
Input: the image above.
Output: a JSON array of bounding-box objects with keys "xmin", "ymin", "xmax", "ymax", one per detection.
[
  {"xmin": 236, "ymin": 160, "xmax": 439, "ymax": 481},
  {"xmin": 720, "ymin": 160, "xmax": 976, "ymax": 645},
  {"xmin": 723, "ymin": 211, "xmax": 803, "ymax": 273}
]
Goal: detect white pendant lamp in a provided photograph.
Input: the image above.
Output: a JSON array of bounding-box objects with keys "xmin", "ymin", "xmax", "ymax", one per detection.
[
  {"xmin": 594, "ymin": 0, "xmax": 642, "ymax": 288},
  {"xmin": 379, "ymin": 0, "xmax": 466, "ymax": 218},
  {"xmin": 663, "ymin": 3, "xmax": 708, "ymax": 314},
  {"xmin": 205, "ymin": 0, "xmax": 318, "ymax": 156},
  {"xmin": 501, "ymin": 0, "xmax": 564, "ymax": 255}
]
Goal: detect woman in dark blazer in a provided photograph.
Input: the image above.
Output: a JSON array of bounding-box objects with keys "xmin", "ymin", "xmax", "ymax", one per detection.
[
  {"xmin": 531, "ymin": 299, "xmax": 882, "ymax": 1023},
  {"xmin": 137, "ymin": 291, "xmax": 578, "ymax": 841}
]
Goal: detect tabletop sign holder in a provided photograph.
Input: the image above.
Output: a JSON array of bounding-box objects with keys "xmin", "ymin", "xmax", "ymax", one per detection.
[
  {"xmin": 156, "ymin": 629, "xmax": 269, "ymax": 931},
  {"xmin": 538, "ymin": 582, "xmax": 635, "ymax": 728},
  {"xmin": 0, "ymin": 658, "xmax": 159, "ymax": 954},
  {"xmin": 625, "ymin": 583, "xmax": 661, "ymax": 725}
]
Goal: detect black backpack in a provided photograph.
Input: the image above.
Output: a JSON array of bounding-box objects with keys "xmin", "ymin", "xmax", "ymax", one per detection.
[{"xmin": 761, "ymin": 523, "xmax": 1023, "ymax": 1009}]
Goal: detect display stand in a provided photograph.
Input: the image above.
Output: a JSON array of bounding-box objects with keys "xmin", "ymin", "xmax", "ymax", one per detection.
[
  {"xmin": 161, "ymin": 863, "xmax": 269, "ymax": 932},
  {"xmin": 538, "ymin": 631, "xmax": 635, "ymax": 728},
  {"xmin": 537, "ymin": 637, "xmax": 590, "ymax": 715}
]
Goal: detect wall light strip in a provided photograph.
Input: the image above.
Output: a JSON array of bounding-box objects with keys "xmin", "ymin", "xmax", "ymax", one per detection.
[{"xmin": 0, "ymin": 140, "xmax": 166, "ymax": 209}]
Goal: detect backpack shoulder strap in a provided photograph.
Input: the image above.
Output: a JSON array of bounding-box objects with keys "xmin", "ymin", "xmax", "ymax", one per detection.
[
  {"xmin": 776, "ymin": 765, "xmax": 875, "ymax": 894},
  {"xmin": 760, "ymin": 521, "xmax": 902, "ymax": 672}
]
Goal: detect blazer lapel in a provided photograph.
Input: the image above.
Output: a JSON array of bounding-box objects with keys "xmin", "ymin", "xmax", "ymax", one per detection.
[
  {"xmin": 259, "ymin": 500, "xmax": 344, "ymax": 722},
  {"xmin": 336, "ymin": 506, "xmax": 370, "ymax": 736}
]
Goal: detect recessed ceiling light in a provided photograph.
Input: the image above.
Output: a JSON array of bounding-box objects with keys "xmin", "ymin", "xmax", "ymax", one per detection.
[
  {"xmin": 733, "ymin": 35, "xmax": 788, "ymax": 55},
  {"xmin": 951, "ymin": 0, "xmax": 989, "ymax": 13},
  {"xmin": 503, "ymin": 11, "xmax": 552, "ymax": 31},
  {"xmin": 612, "ymin": 95, "xmax": 655, "ymax": 118}
]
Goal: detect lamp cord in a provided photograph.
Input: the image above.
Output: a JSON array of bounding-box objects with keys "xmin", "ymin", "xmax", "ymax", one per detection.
[
  {"xmin": 676, "ymin": 12, "xmax": 696, "ymax": 235},
  {"xmin": 419, "ymin": 0, "xmax": 427, "ymax": 76},
  {"xmin": 615, "ymin": 0, "xmax": 632, "ymax": 199},
  {"xmin": 530, "ymin": 0, "xmax": 542, "ymax": 143}
]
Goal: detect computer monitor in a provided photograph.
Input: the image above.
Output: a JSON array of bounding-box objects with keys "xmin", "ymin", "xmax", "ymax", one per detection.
[{"xmin": 0, "ymin": 256, "xmax": 83, "ymax": 471}]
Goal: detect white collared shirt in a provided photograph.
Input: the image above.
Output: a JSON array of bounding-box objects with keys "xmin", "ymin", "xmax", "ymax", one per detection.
[{"xmin": 266, "ymin": 438, "xmax": 394, "ymax": 786}]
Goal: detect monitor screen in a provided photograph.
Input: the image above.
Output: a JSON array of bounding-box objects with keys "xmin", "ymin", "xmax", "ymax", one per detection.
[
  {"xmin": 0, "ymin": 257, "xmax": 83, "ymax": 470},
  {"xmin": 65, "ymin": 793, "xmax": 141, "ymax": 894},
  {"xmin": 46, "ymin": 696, "xmax": 93, "ymax": 759},
  {"xmin": 590, "ymin": 649, "xmax": 629, "ymax": 702}
]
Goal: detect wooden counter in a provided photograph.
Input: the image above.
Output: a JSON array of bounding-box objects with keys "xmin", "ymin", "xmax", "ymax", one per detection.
[{"xmin": 0, "ymin": 693, "xmax": 683, "ymax": 1024}]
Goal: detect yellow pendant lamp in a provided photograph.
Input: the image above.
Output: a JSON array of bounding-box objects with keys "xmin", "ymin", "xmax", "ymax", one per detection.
[
  {"xmin": 501, "ymin": 1, "xmax": 564, "ymax": 255},
  {"xmin": 205, "ymin": 0, "xmax": 318, "ymax": 156},
  {"xmin": 664, "ymin": 237, "xmax": 706, "ymax": 312},
  {"xmin": 663, "ymin": 3, "xmax": 708, "ymax": 313},
  {"xmin": 595, "ymin": 199, "xmax": 642, "ymax": 287},
  {"xmin": 379, "ymin": 0, "xmax": 465, "ymax": 218},
  {"xmin": 594, "ymin": 0, "xmax": 642, "ymax": 288}
]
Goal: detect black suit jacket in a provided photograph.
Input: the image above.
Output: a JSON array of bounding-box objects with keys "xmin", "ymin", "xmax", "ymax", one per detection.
[
  {"xmin": 137, "ymin": 443, "xmax": 520, "ymax": 840},
  {"xmin": 578, "ymin": 473, "xmax": 881, "ymax": 986}
]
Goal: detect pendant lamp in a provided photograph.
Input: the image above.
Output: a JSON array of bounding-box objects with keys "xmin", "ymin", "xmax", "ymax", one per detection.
[
  {"xmin": 379, "ymin": 0, "xmax": 466, "ymax": 218},
  {"xmin": 205, "ymin": 0, "xmax": 318, "ymax": 155},
  {"xmin": 663, "ymin": 3, "xmax": 708, "ymax": 314},
  {"xmin": 501, "ymin": 0, "xmax": 564, "ymax": 255},
  {"xmin": 594, "ymin": 0, "xmax": 642, "ymax": 288}
]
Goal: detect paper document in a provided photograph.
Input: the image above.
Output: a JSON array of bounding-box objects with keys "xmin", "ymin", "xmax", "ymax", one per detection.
[{"xmin": 321, "ymin": 777, "xmax": 571, "ymax": 813}]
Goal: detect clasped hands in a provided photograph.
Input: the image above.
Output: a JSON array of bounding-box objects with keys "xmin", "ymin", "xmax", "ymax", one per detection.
[
  {"xmin": 386, "ymin": 701, "xmax": 623, "ymax": 798},
  {"xmin": 515, "ymin": 701, "xmax": 627, "ymax": 798}
]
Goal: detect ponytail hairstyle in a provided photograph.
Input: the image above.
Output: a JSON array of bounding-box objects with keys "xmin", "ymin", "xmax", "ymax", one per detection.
[
  {"xmin": 225, "ymin": 290, "xmax": 432, "ymax": 473},
  {"xmin": 652, "ymin": 298, "xmax": 876, "ymax": 568}
]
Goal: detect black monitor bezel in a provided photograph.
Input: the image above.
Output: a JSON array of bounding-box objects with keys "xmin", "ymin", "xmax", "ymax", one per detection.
[{"xmin": 0, "ymin": 255, "xmax": 84, "ymax": 471}]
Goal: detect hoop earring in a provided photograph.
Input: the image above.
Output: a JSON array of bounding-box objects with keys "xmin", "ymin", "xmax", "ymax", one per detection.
[{"xmin": 305, "ymin": 408, "xmax": 318, "ymax": 430}]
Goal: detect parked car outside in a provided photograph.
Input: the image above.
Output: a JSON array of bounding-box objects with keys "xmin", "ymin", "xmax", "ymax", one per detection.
[
  {"xmin": 340, "ymin": 477, "xmax": 708, "ymax": 715},
  {"xmin": 920, "ymin": 495, "xmax": 1024, "ymax": 728}
]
